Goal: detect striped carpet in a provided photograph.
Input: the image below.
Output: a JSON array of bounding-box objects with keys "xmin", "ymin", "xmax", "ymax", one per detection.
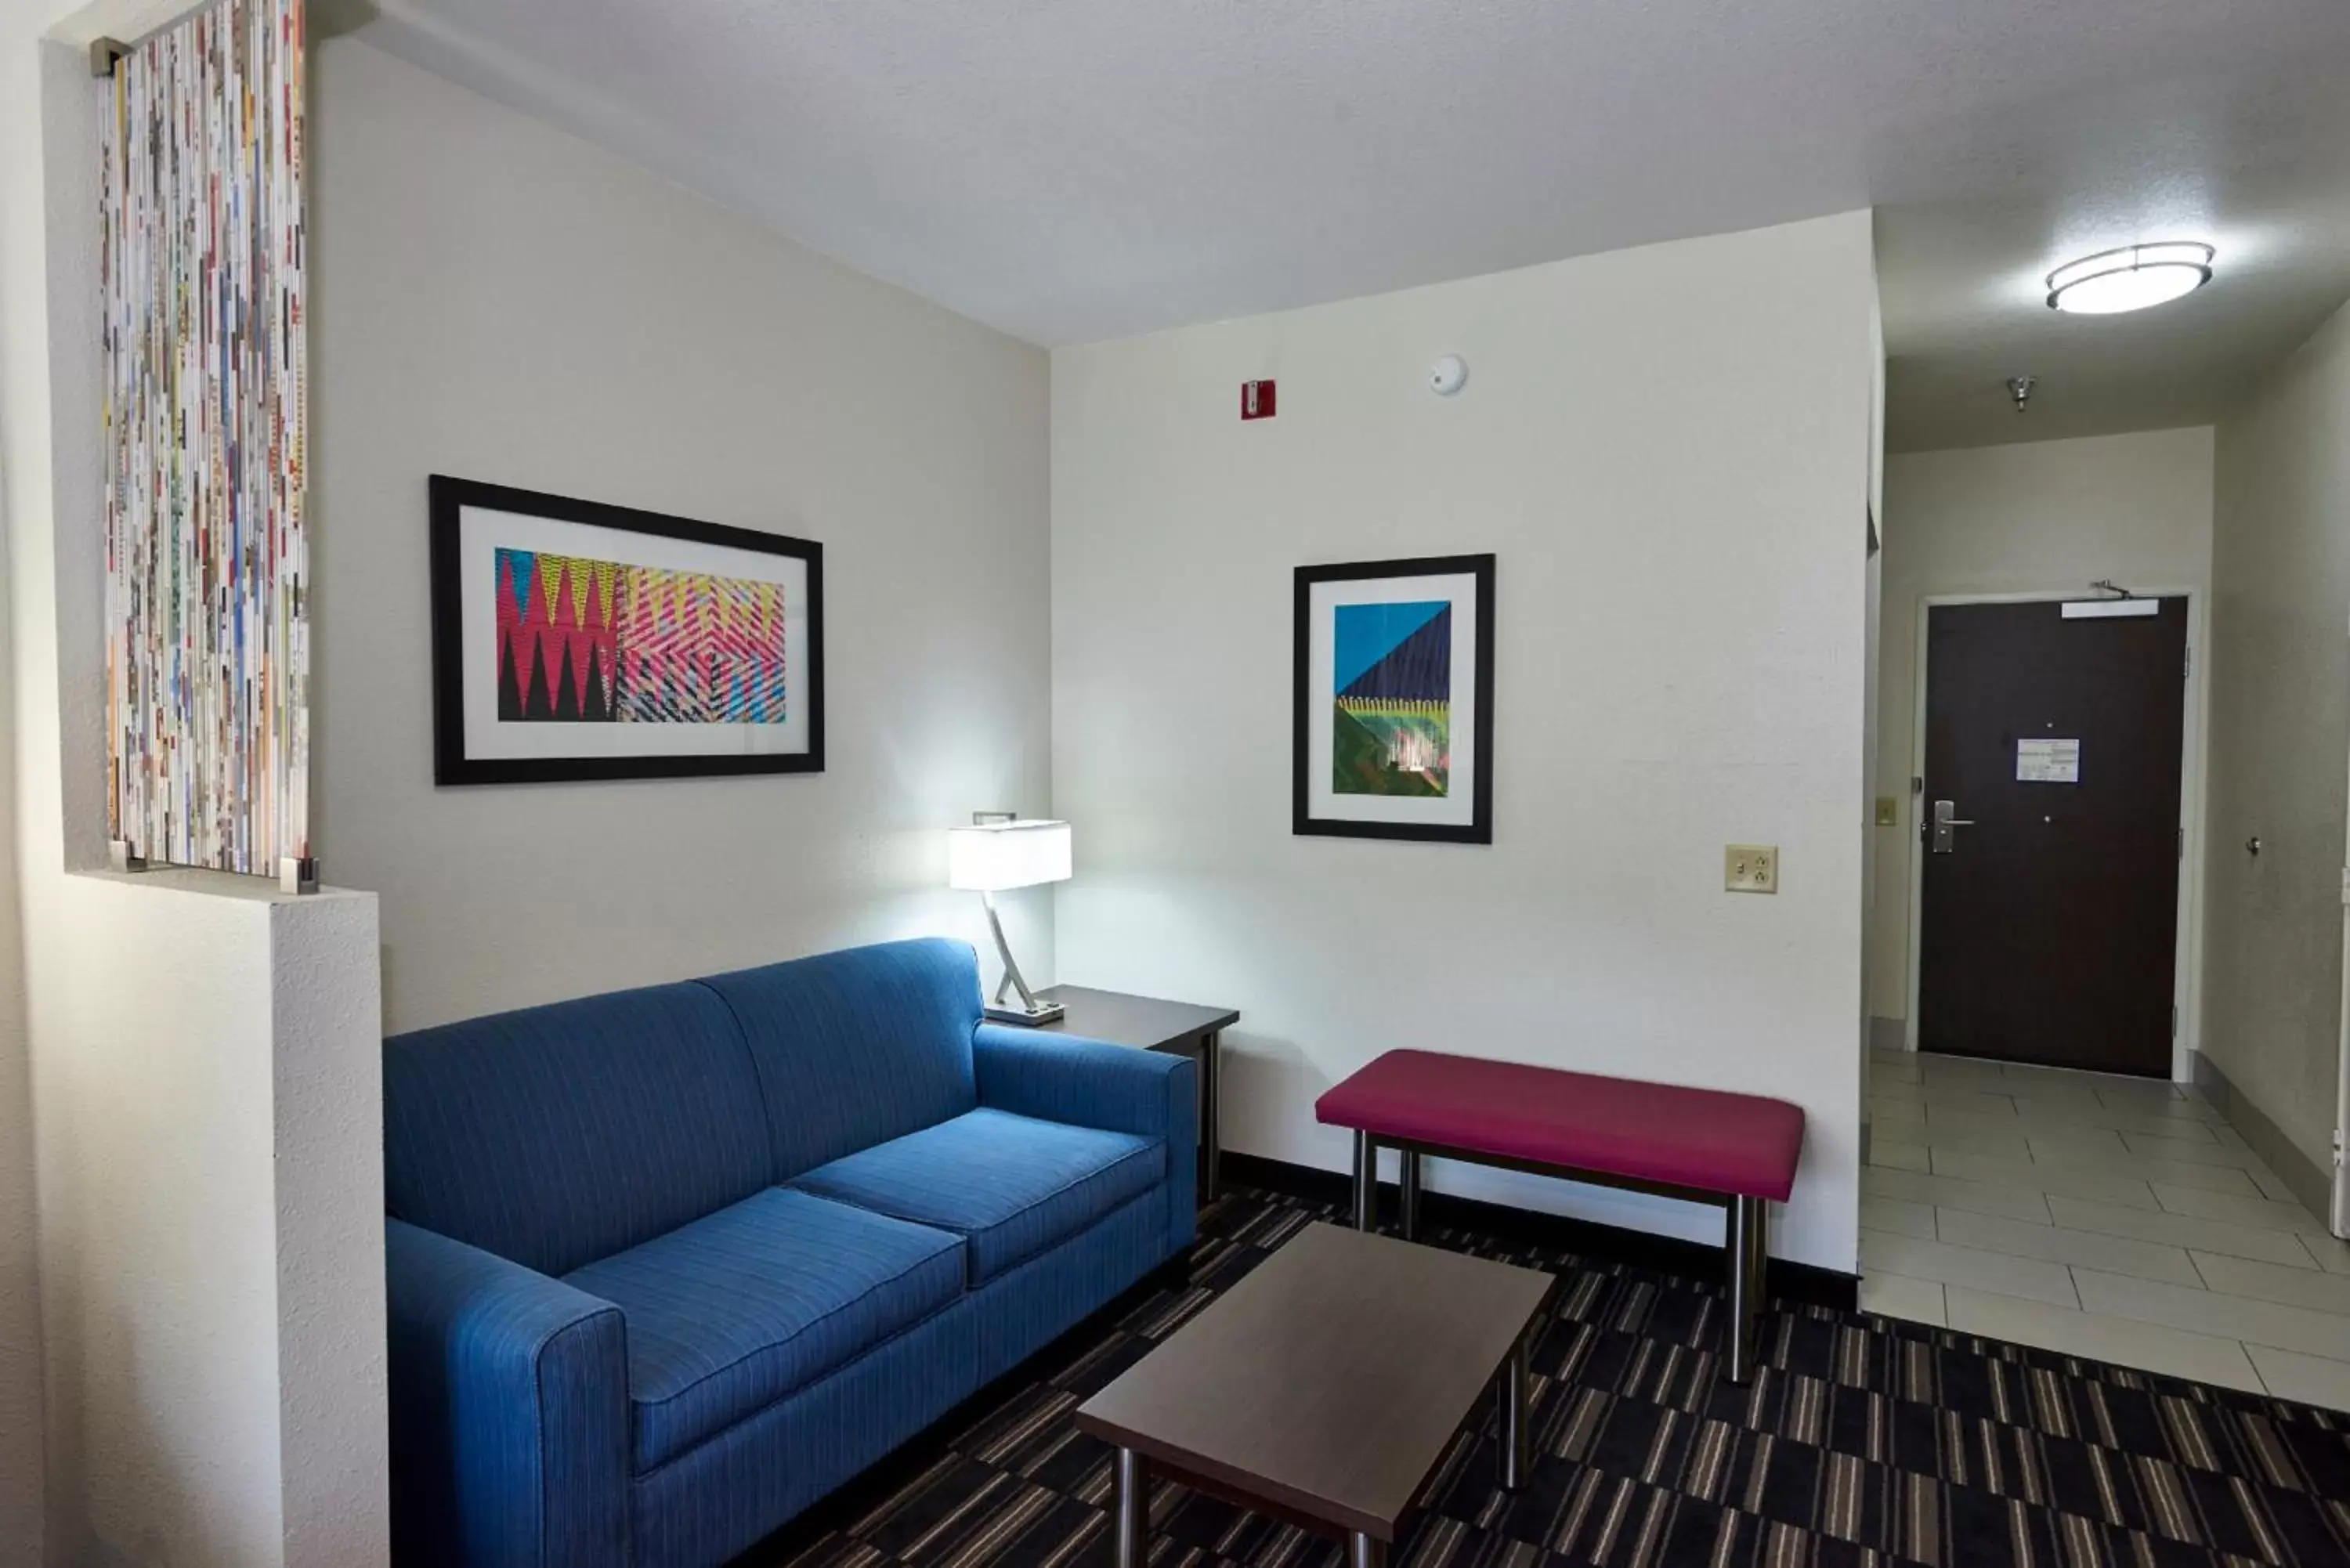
[{"xmin": 739, "ymin": 1187, "xmax": 2350, "ymax": 1568}]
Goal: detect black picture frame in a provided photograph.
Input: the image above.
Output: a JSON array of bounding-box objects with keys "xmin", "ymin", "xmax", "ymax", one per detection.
[
  {"xmin": 1292, "ymin": 552, "xmax": 1495, "ymax": 844},
  {"xmin": 428, "ymin": 475, "xmax": 826, "ymax": 786}
]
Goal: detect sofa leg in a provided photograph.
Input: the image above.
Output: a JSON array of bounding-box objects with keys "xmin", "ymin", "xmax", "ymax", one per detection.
[
  {"xmin": 1398, "ymin": 1150, "xmax": 1423, "ymax": 1241},
  {"xmin": 1351, "ymin": 1131, "xmax": 1377, "ymax": 1231}
]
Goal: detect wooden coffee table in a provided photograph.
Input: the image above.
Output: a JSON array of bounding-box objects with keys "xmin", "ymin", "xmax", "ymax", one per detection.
[{"xmin": 1073, "ymin": 1223, "xmax": 1553, "ymax": 1568}]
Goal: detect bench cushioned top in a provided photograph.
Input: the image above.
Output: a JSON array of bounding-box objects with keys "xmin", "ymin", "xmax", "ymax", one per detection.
[{"xmin": 1315, "ymin": 1050, "xmax": 1804, "ymax": 1202}]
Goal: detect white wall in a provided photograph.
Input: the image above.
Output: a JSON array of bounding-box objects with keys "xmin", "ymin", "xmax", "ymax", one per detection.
[
  {"xmin": 1869, "ymin": 429, "xmax": 2218, "ymax": 1039},
  {"xmin": 310, "ymin": 40, "xmax": 1057, "ymax": 1032},
  {"xmin": 2204, "ymin": 300, "xmax": 2350, "ymax": 1190},
  {"xmin": 1051, "ymin": 212, "xmax": 1879, "ymax": 1272}
]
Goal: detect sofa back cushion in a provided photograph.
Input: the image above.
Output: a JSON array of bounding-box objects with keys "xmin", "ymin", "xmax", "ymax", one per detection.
[
  {"xmin": 383, "ymin": 981, "xmax": 772, "ymax": 1276},
  {"xmin": 698, "ymin": 938, "xmax": 982, "ymax": 1180}
]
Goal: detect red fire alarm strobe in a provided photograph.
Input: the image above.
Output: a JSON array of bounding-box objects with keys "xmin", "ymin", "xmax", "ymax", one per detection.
[{"xmin": 1241, "ymin": 380, "xmax": 1277, "ymax": 420}]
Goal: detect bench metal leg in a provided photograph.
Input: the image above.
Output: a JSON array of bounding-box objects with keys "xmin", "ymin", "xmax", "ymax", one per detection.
[
  {"xmin": 1726, "ymin": 1196, "xmax": 1765, "ymax": 1383},
  {"xmin": 1349, "ymin": 1533, "xmax": 1386, "ymax": 1568},
  {"xmin": 1749, "ymin": 1195, "xmax": 1770, "ymax": 1309},
  {"xmin": 1499, "ymin": 1335, "xmax": 1528, "ymax": 1489},
  {"xmin": 1350, "ymin": 1131, "xmax": 1378, "ymax": 1230},
  {"xmin": 1398, "ymin": 1148, "xmax": 1423, "ymax": 1241},
  {"xmin": 1113, "ymin": 1448, "xmax": 1149, "ymax": 1568}
]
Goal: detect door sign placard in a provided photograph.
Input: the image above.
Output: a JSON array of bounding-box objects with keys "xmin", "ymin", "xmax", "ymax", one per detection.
[{"xmin": 2016, "ymin": 737, "xmax": 2081, "ymax": 783}]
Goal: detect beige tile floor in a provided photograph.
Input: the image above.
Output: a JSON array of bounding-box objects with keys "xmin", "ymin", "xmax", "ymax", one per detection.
[{"xmin": 1860, "ymin": 1043, "xmax": 2350, "ymax": 1410}]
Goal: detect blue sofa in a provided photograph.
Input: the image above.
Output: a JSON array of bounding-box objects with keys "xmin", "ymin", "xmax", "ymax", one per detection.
[{"xmin": 382, "ymin": 938, "xmax": 1196, "ymax": 1568}]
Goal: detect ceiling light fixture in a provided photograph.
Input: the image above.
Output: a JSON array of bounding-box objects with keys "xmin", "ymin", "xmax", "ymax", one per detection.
[{"xmin": 2045, "ymin": 242, "xmax": 2214, "ymax": 314}]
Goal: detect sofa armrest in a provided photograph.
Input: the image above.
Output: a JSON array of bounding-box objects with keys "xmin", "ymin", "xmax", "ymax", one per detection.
[
  {"xmin": 386, "ymin": 1218, "xmax": 629, "ymax": 1568},
  {"xmin": 973, "ymin": 1024, "xmax": 1198, "ymax": 1255},
  {"xmin": 973, "ymin": 1024, "xmax": 1195, "ymax": 1141}
]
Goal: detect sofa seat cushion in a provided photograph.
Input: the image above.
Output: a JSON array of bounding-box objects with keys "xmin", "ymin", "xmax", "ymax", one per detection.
[
  {"xmin": 564, "ymin": 1187, "xmax": 964, "ymax": 1472},
  {"xmin": 789, "ymin": 1108, "xmax": 1163, "ymax": 1285}
]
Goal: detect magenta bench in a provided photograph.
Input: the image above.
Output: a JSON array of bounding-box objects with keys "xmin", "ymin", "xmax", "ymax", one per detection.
[{"xmin": 1314, "ymin": 1050, "xmax": 1805, "ymax": 1382}]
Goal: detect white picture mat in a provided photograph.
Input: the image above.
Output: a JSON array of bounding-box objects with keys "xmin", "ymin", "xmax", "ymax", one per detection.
[
  {"xmin": 1304, "ymin": 571, "xmax": 1480, "ymax": 827},
  {"xmin": 459, "ymin": 505, "xmax": 812, "ymax": 761}
]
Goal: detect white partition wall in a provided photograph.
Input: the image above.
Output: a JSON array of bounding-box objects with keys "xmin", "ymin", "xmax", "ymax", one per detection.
[{"xmin": 34, "ymin": 874, "xmax": 385, "ymax": 1568}]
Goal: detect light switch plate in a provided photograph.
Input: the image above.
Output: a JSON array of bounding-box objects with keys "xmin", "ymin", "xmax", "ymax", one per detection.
[
  {"xmin": 1726, "ymin": 844, "xmax": 1778, "ymax": 894},
  {"xmin": 1875, "ymin": 797, "xmax": 1899, "ymax": 827}
]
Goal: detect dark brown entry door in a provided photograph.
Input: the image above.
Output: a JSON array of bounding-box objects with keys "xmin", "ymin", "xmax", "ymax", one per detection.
[{"xmin": 1918, "ymin": 598, "xmax": 2187, "ymax": 1075}]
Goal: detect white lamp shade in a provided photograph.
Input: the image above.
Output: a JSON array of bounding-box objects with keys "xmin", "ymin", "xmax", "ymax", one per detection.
[{"xmin": 948, "ymin": 820, "xmax": 1072, "ymax": 891}]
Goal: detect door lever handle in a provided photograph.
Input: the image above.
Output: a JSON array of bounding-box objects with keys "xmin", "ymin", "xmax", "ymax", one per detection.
[{"xmin": 1930, "ymin": 799, "xmax": 1973, "ymax": 854}]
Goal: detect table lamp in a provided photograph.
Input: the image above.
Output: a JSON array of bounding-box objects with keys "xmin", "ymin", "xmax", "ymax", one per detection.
[{"xmin": 949, "ymin": 813, "xmax": 1072, "ymax": 1024}]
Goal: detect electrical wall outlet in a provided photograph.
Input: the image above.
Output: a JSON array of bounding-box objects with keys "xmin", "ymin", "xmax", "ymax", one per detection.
[{"xmin": 1726, "ymin": 844, "xmax": 1778, "ymax": 894}]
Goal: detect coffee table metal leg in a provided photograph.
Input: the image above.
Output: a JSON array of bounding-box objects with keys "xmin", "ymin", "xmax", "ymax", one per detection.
[
  {"xmin": 1113, "ymin": 1448, "xmax": 1149, "ymax": 1568},
  {"xmin": 1499, "ymin": 1336, "xmax": 1528, "ymax": 1490},
  {"xmin": 1398, "ymin": 1148, "xmax": 1423, "ymax": 1241},
  {"xmin": 1351, "ymin": 1131, "xmax": 1377, "ymax": 1230},
  {"xmin": 1726, "ymin": 1195, "xmax": 1762, "ymax": 1383},
  {"xmin": 1349, "ymin": 1533, "xmax": 1387, "ymax": 1568}
]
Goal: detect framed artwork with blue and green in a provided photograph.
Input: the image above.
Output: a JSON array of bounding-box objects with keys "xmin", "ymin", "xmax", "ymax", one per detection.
[{"xmin": 1292, "ymin": 554, "xmax": 1495, "ymax": 843}]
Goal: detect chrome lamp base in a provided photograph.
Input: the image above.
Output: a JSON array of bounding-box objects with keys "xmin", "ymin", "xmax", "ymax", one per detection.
[
  {"xmin": 985, "ymin": 999, "xmax": 1065, "ymax": 1027},
  {"xmin": 978, "ymin": 889, "xmax": 1061, "ymax": 1028}
]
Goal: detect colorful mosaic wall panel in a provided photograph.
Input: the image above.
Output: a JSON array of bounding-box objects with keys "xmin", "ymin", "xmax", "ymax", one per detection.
[{"xmin": 103, "ymin": 0, "xmax": 308, "ymax": 875}]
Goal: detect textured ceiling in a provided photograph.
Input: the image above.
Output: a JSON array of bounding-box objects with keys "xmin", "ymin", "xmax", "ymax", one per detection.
[
  {"xmin": 343, "ymin": 0, "xmax": 2350, "ymax": 448},
  {"xmin": 1879, "ymin": 173, "xmax": 2350, "ymax": 451}
]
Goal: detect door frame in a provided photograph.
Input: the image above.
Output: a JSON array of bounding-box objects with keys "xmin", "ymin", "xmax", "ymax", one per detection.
[
  {"xmin": 2334, "ymin": 663, "xmax": 2349, "ymax": 1236},
  {"xmin": 1902, "ymin": 587, "xmax": 2209, "ymax": 1082}
]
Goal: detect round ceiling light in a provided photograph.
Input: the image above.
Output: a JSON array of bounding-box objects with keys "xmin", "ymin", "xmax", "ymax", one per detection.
[{"xmin": 2045, "ymin": 242, "xmax": 2214, "ymax": 314}]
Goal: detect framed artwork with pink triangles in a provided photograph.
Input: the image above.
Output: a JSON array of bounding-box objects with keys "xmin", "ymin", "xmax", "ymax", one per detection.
[{"xmin": 429, "ymin": 475, "xmax": 824, "ymax": 784}]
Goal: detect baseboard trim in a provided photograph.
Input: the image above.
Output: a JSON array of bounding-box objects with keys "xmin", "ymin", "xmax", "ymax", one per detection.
[
  {"xmin": 2188, "ymin": 1050, "xmax": 2334, "ymax": 1223},
  {"xmin": 1222, "ymin": 1151, "xmax": 1860, "ymax": 1312}
]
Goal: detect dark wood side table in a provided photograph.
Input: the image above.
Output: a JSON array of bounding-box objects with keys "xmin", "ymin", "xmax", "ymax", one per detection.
[{"xmin": 1032, "ymin": 985, "xmax": 1239, "ymax": 1201}]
